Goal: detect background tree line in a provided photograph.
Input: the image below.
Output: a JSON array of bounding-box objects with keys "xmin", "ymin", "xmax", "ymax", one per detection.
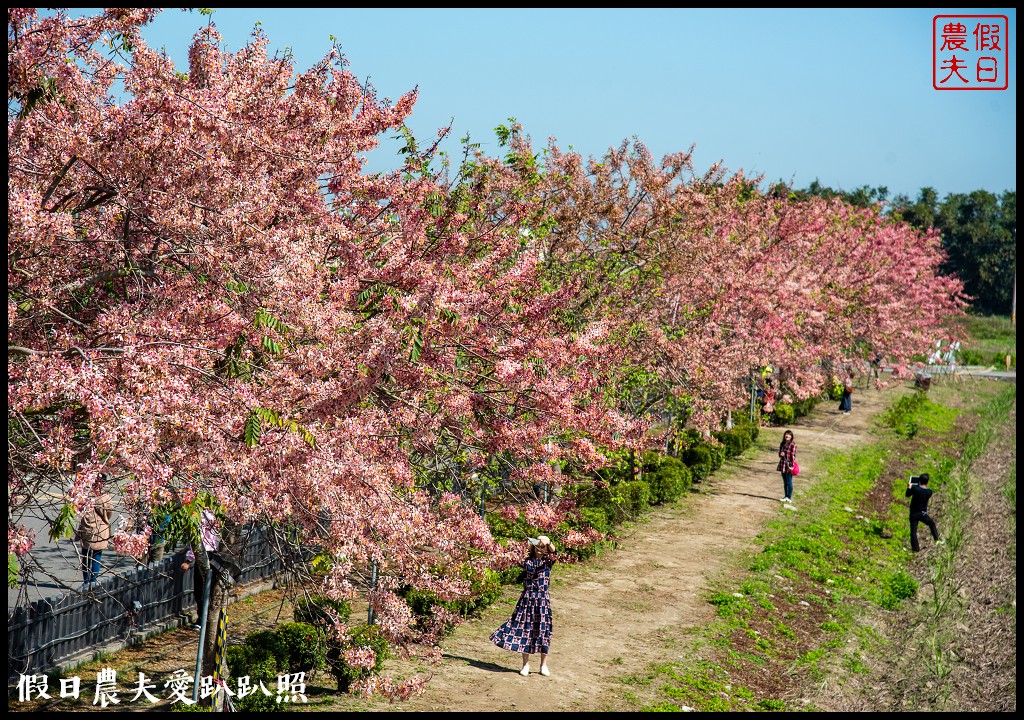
[{"xmin": 780, "ymin": 180, "xmax": 1016, "ymax": 318}]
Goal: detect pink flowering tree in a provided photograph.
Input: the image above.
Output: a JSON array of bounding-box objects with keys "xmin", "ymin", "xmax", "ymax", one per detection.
[
  {"xmin": 483, "ymin": 124, "xmax": 966, "ymax": 440},
  {"xmin": 7, "ymin": 8, "xmax": 644, "ymax": 681},
  {"xmin": 8, "ymin": 7, "xmax": 966, "ymax": 691}
]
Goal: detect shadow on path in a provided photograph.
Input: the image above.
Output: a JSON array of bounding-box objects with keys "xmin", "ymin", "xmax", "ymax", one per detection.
[
  {"xmin": 441, "ymin": 653, "xmax": 520, "ymax": 674},
  {"xmin": 730, "ymin": 491, "xmax": 783, "ymax": 502}
]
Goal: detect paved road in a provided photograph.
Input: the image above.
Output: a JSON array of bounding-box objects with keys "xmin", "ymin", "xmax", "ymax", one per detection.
[
  {"xmin": 969, "ymin": 369, "xmax": 1016, "ymax": 382},
  {"xmin": 926, "ymin": 366, "xmax": 1016, "ymax": 383},
  {"xmin": 7, "ymin": 492, "xmax": 148, "ymax": 609}
]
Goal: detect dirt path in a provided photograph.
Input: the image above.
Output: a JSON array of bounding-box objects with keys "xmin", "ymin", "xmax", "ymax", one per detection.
[{"xmin": 377, "ymin": 386, "xmax": 902, "ymax": 713}]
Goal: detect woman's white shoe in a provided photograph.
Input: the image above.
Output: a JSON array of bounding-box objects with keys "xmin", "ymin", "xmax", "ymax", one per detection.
[
  {"xmin": 539, "ymin": 665, "xmax": 551, "ymax": 677},
  {"xmin": 519, "ymin": 664, "xmax": 530, "ymax": 676}
]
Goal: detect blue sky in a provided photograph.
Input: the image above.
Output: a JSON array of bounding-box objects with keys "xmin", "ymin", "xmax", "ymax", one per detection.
[{"xmin": 62, "ymin": 8, "xmax": 1016, "ymax": 201}]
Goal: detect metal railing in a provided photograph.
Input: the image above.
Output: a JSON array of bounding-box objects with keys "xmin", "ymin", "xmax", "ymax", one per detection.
[{"xmin": 7, "ymin": 525, "xmax": 285, "ymax": 679}]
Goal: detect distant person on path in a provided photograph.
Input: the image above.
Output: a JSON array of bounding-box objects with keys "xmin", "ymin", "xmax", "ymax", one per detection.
[
  {"xmin": 906, "ymin": 474, "xmax": 942, "ymax": 553},
  {"xmin": 178, "ymin": 508, "xmax": 221, "ymax": 631},
  {"xmin": 838, "ymin": 374, "xmax": 853, "ymax": 414},
  {"xmin": 146, "ymin": 507, "xmax": 171, "ymax": 564},
  {"xmin": 490, "ymin": 535, "xmax": 556, "ymax": 677},
  {"xmin": 134, "ymin": 503, "xmax": 171, "ymax": 565},
  {"xmin": 869, "ymin": 350, "xmax": 884, "ymax": 387},
  {"xmin": 76, "ymin": 477, "xmax": 114, "ymax": 588},
  {"xmin": 776, "ymin": 430, "xmax": 797, "ymax": 503}
]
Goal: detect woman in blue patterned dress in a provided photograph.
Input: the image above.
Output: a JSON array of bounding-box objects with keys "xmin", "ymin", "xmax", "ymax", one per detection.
[{"xmin": 490, "ymin": 535, "xmax": 556, "ymax": 676}]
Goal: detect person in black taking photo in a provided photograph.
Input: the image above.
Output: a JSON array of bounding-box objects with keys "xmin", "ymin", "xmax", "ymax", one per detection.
[{"xmin": 906, "ymin": 473, "xmax": 943, "ymax": 552}]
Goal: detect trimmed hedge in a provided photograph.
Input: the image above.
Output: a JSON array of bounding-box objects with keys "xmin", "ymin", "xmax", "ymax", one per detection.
[
  {"xmin": 687, "ymin": 461, "xmax": 712, "ymax": 483},
  {"xmin": 277, "ymin": 621, "xmax": 325, "ymax": 673},
  {"xmin": 771, "ymin": 402, "xmax": 795, "ymax": 425},
  {"xmin": 712, "ymin": 429, "xmax": 749, "ymax": 458},
  {"xmin": 682, "ymin": 445, "xmax": 715, "ymax": 473},
  {"xmin": 573, "ymin": 478, "xmax": 652, "ymax": 524},
  {"xmin": 641, "ymin": 451, "xmax": 692, "ymax": 505}
]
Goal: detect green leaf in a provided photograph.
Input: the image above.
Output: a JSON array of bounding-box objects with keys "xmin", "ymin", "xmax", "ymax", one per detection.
[
  {"xmin": 254, "ymin": 308, "xmax": 293, "ymax": 335},
  {"xmin": 286, "ymin": 421, "xmax": 316, "ymax": 448},
  {"xmin": 48, "ymin": 503, "xmax": 77, "ymax": 542},
  {"xmin": 16, "ymin": 77, "xmax": 59, "ymax": 119},
  {"xmin": 8, "ymin": 553, "xmax": 19, "ymax": 589},
  {"xmin": 244, "ymin": 412, "xmax": 261, "ymax": 448},
  {"xmin": 261, "ymin": 336, "xmax": 281, "ymax": 355},
  {"xmin": 245, "ymin": 406, "xmax": 315, "ymax": 448},
  {"xmin": 408, "ymin": 326, "xmax": 423, "ymax": 363}
]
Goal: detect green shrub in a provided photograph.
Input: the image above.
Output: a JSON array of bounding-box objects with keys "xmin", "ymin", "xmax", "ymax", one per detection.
[
  {"xmin": 712, "ymin": 430, "xmax": 746, "ymax": 458},
  {"xmin": 226, "ymin": 643, "xmax": 279, "ymax": 712},
  {"xmin": 170, "ymin": 702, "xmax": 213, "ymax": 712},
  {"xmin": 328, "ymin": 624, "xmax": 391, "ymax": 693},
  {"xmin": 957, "ymin": 348, "xmax": 985, "ymax": 365},
  {"xmin": 226, "ymin": 644, "xmax": 275, "ymax": 680},
  {"xmin": 643, "ymin": 456, "xmax": 692, "ymax": 505},
  {"xmin": 827, "ymin": 379, "xmax": 844, "ymax": 401},
  {"xmin": 733, "ymin": 419, "xmax": 759, "ymax": 443},
  {"xmin": 574, "ymin": 478, "xmax": 649, "ymax": 525},
  {"xmin": 293, "ymin": 594, "xmax": 351, "ymax": 630},
  {"xmin": 682, "ymin": 442, "xmax": 722, "ymax": 474},
  {"xmin": 688, "ymin": 462, "xmax": 711, "ymax": 483},
  {"xmin": 244, "ymin": 630, "xmax": 288, "ymax": 671},
  {"xmin": 682, "ymin": 428, "xmax": 703, "ymax": 445},
  {"xmin": 276, "ymin": 621, "xmax": 326, "ymax": 673},
  {"xmin": 465, "ymin": 566, "xmax": 503, "ymax": 612},
  {"xmin": 496, "ymin": 565, "xmax": 524, "ymax": 585},
  {"xmin": 737, "ymin": 426, "xmax": 754, "ymax": 450},
  {"xmin": 682, "ymin": 444, "xmax": 711, "ymax": 469},
  {"xmin": 792, "ymin": 397, "xmax": 817, "ymax": 418},
  {"xmin": 235, "ymin": 692, "xmax": 278, "ymax": 713},
  {"xmin": 399, "ymin": 565, "xmax": 504, "ymax": 636},
  {"xmin": 640, "ymin": 449, "xmax": 661, "ymax": 470},
  {"xmin": 576, "ymin": 505, "xmax": 613, "ymax": 535},
  {"xmin": 485, "ymin": 506, "xmax": 543, "ymax": 545},
  {"xmin": 594, "ymin": 463, "xmax": 629, "ymax": 484},
  {"xmin": 991, "ymin": 351, "xmax": 1014, "ymax": 369},
  {"xmin": 708, "ymin": 444, "xmax": 725, "ymax": 470},
  {"xmin": 771, "ymin": 403, "xmax": 795, "ymax": 425},
  {"xmin": 619, "ymin": 480, "xmax": 652, "ymax": 516}
]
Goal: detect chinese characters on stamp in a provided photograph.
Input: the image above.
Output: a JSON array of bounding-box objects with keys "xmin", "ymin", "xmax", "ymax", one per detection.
[{"xmin": 933, "ymin": 14, "xmax": 1009, "ymax": 90}]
